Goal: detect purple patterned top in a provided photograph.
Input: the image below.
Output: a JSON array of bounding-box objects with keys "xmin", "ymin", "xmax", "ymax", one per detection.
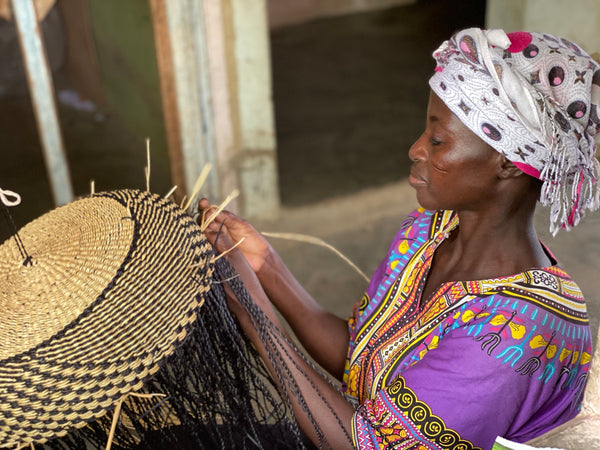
[{"xmin": 343, "ymin": 209, "xmax": 592, "ymax": 450}]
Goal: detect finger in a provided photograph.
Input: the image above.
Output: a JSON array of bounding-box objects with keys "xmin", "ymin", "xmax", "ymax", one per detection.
[
  {"xmin": 197, "ymin": 199, "xmax": 227, "ymax": 226},
  {"xmin": 202, "ymin": 228, "xmax": 220, "ymax": 247},
  {"xmin": 205, "ymin": 208, "xmax": 237, "ymax": 224},
  {"xmin": 212, "ymin": 225, "xmax": 236, "ymax": 253},
  {"xmin": 211, "ymin": 210, "xmax": 253, "ymax": 235},
  {"xmin": 203, "ymin": 222, "xmax": 231, "ymax": 248},
  {"xmin": 198, "ymin": 205, "xmax": 225, "ymax": 230},
  {"xmin": 198, "ymin": 197, "xmax": 211, "ymax": 211}
]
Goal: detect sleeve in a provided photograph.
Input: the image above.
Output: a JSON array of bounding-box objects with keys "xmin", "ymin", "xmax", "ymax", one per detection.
[
  {"xmin": 344, "ymin": 209, "xmax": 431, "ymax": 395},
  {"xmin": 348, "ymin": 208, "xmax": 429, "ymax": 341},
  {"xmin": 343, "ymin": 254, "xmax": 389, "ymax": 394},
  {"xmin": 350, "ymin": 313, "xmax": 546, "ymax": 450}
]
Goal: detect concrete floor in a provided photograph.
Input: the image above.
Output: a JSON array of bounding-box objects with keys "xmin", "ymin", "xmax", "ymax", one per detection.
[{"xmin": 271, "ymin": 0, "xmax": 487, "ymax": 205}]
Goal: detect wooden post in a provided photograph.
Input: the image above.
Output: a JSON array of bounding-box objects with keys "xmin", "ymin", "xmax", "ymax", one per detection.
[
  {"xmin": 11, "ymin": 0, "xmax": 73, "ymax": 206},
  {"xmin": 148, "ymin": 0, "xmax": 280, "ymax": 217},
  {"xmin": 154, "ymin": 0, "xmax": 219, "ymax": 200},
  {"xmin": 149, "ymin": 0, "xmax": 186, "ymax": 200}
]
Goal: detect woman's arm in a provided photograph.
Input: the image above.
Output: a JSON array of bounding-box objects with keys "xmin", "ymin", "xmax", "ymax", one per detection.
[
  {"xmin": 199, "ymin": 200, "xmax": 350, "ymax": 379},
  {"xmin": 213, "ymin": 232, "xmax": 356, "ymax": 449},
  {"xmin": 258, "ymin": 251, "xmax": 350, "ymax": 379}
]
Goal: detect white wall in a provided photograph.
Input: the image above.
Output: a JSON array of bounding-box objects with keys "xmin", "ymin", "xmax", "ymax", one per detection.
[
  {"xmin": 487, "ymin": 0, "xmax": 600, "ymax": 56},
  {"xmin": 268, "ymin": 0, "xmax": 415, "ymax": 28}
]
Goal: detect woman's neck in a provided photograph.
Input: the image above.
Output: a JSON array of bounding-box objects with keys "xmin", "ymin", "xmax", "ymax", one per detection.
[
  {"xmin": 449, "ymin": 197, "xmax": 551, "ymax": 277},
  {"xmin": 419, "ymin": 208, "xmax": 550, "ymax": 305}
]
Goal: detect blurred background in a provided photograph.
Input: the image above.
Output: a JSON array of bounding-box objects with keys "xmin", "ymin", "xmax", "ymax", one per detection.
[{"xmin": 1, "ymin": 0, "xmax": 598, "ymax": 335}]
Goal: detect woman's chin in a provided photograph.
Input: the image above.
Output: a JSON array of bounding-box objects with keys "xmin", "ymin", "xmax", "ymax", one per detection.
[{"xmin": 414, "ymin": 192, "xmax": 439, "ymax": 211}]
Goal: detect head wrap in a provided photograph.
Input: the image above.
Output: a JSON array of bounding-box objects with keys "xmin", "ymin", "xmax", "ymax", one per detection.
[{"xmin": 429, "ymin": 28, "xmax": 600, "ymax": 235}]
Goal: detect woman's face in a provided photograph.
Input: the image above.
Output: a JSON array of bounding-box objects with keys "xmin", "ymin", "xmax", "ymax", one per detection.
[{"xmin": 408, "ymin": 91, "xmax": 502, "ymax": 211}]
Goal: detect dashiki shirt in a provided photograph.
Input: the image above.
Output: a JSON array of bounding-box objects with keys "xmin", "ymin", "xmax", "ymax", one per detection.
[{"xmin": 343, "ymin": 209, "xmax": 592, "ymax": 450}]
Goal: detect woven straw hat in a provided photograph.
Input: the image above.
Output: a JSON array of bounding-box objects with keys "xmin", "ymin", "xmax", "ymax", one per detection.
[{"xmin": 0, "ymin": 189, "xmax": 213, "ymax": 447}]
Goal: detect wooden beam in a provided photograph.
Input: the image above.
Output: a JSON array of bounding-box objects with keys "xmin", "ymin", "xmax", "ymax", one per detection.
[
  {"xmin": 157, "ymin": 0, "xmax": 219, "ymax": 200},
  {"xmin": 11, "ymin": 0, "xmax": 73, "ymax": 206},
  {"xmin": 148, "ymin": 0, "xmax": 186, "ymax": 199}
]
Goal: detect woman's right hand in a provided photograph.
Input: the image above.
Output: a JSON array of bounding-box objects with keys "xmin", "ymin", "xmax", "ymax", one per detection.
[{"xmin": 197, "ymin": 198, "xmax": 273, "ymax": 274}]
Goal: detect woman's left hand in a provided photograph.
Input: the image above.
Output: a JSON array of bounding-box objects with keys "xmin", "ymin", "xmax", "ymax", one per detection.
[{"xmin": 198, "ymin": 198, "xmax": 274, "ymax": 275}]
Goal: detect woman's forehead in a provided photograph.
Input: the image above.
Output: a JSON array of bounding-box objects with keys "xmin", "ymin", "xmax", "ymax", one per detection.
[{"xmin": 426, "ymin": 92, "xmax": 473, "ymax": 134}]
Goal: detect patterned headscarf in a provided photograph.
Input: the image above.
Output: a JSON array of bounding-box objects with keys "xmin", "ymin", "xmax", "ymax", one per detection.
[{"xmin": 429, "ymin": 28, "xmax": 600, "ymax": 235}]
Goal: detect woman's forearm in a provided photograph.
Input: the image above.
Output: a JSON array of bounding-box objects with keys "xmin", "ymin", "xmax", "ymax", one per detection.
[
  {"xmin": 252, "ymin": 321, "xmax": 356, "ymax": 449},
  {"xmin": 258, "ymin": 250, "xmax": 350, "ymax": 379},
  {"xmin": 226, "ymin": 265, "xmax": 356, "ymax": 449},
  {"xmin": 197, "ymin": 203, "xmax": 352, "ymax": 379}
]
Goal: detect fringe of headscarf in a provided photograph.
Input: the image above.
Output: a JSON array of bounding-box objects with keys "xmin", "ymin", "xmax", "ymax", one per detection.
[{"xmin": 535, "ymin": 89, "xmax": 600, "ymax": 235}]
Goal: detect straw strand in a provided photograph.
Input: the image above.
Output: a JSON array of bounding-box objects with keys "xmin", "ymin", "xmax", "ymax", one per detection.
[
  {"xmin": 145, "ymin": 138, "xmax": 151, "ymax": 192},
  {"xmin": 199, "ymin": 190, "xmax": 240, "ymax": 232},
  {"xmin": 164, "ymin": 185, "xmax": 178, "ymax": 200},
  {"xmin": 183, "ymin": 164, "xmax": 212, "ymax": 211},
  {"xmin": 262, "ymin": 232, "xmax": 369, "ymax": 282}
]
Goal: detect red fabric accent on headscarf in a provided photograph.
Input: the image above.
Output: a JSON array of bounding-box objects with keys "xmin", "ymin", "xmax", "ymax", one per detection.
[
  {"xmin": 506, "ymin": 32, "xmax": 533, "ymax": 53},
  {"xmin": 513, "ymin": 161, "xmax": 541, "ymax": 178}
]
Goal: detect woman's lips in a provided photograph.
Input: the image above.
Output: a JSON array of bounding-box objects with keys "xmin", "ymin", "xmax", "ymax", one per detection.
[{"xmin": 409, "ymin": 170, "xmax": 426, "ymax": 187}]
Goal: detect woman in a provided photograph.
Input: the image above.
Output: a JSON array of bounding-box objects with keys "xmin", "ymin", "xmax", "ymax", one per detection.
[{"xmin": 199, "ymin": 28, "xmax": 599, "ymax": 449}]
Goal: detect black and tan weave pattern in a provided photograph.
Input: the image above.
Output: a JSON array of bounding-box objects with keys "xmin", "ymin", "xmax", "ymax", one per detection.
[
  {"xmin": 0, "ymin": 189, "xmax": 347, "ymax": 449},
  {"xmin": 0, "ymin": 190, "xmax": 213, "ymax": 447}
]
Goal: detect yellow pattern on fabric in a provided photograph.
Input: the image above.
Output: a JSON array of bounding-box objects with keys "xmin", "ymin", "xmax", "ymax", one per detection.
[
  {"xmin": 581, "ymin": 351, "xmax": 592, "ymax": 365},
  {"xmin": 559, "ymin": 348, "xmax": 572, "ymax": 362},
  {"xmin": 529, "ymin": 335, "xmax": 549, "ymax": 349},
  {"xmin": 398, "ymin": 240, "xmax": 410, "ymax": 254},
  {"xmin": 508, "ymin": 322, "xmax": 526, "ymax": 339},
  {"xmin": 385, "ymin": 376, "xmax": 482, "ymax": 450},
  {"xmin": 462, "ymin": 309, "xmax": 491, "ymax": 325}
]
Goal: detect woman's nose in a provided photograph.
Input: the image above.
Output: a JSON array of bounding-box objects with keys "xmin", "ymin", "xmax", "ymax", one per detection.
[{"xmin": 408, "ymin": 133, "xmax": 426, "ymax": 162}]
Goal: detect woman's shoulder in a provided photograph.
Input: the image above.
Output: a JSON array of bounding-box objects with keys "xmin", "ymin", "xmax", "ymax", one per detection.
[
  {"xmin": 478, "ymin": 262, "xmax": 584, "ymax": 302},
  {"xmin": 465, "ymin": 264, "xmax": 587, "ymax": 327}
]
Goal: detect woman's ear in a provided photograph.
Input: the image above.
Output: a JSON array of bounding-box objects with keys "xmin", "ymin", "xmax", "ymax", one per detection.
[{"xmin": 497, "ymin": 156, "xmax": 524, "ymax": 179}]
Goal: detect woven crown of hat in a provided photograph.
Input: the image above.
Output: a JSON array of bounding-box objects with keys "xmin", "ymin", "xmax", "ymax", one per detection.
[
  {"xmin": 430, "ymin": 28, "xmax": 600, "ymax": 235},
  {"xmin": 0, "ymin": 190, "xmax": 213, "ymax": 446}
]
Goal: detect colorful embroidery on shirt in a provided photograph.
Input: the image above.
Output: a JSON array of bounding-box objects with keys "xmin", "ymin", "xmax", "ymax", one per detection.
[
  {"xmin": 345, "ymin": 209, "xmax": 591, "ymax": 447},
  {"xmin": 345, "ymin": 210, "xmax": 591, "ymax": 403},
  {"xmin": 353, "ymin": 376, "xmax": 482, "ymax": 450}
]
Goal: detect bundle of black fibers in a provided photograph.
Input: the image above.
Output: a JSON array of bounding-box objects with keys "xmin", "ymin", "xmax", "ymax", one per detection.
[{"xmin": 45, "ymin": 261, "xmax": 315, "ymax": 449}]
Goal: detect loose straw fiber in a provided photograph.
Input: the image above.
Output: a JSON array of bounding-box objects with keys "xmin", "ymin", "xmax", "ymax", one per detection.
[{"xmin": 0, "ymin": 190, "xmax": 213, "ymax": 447}]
